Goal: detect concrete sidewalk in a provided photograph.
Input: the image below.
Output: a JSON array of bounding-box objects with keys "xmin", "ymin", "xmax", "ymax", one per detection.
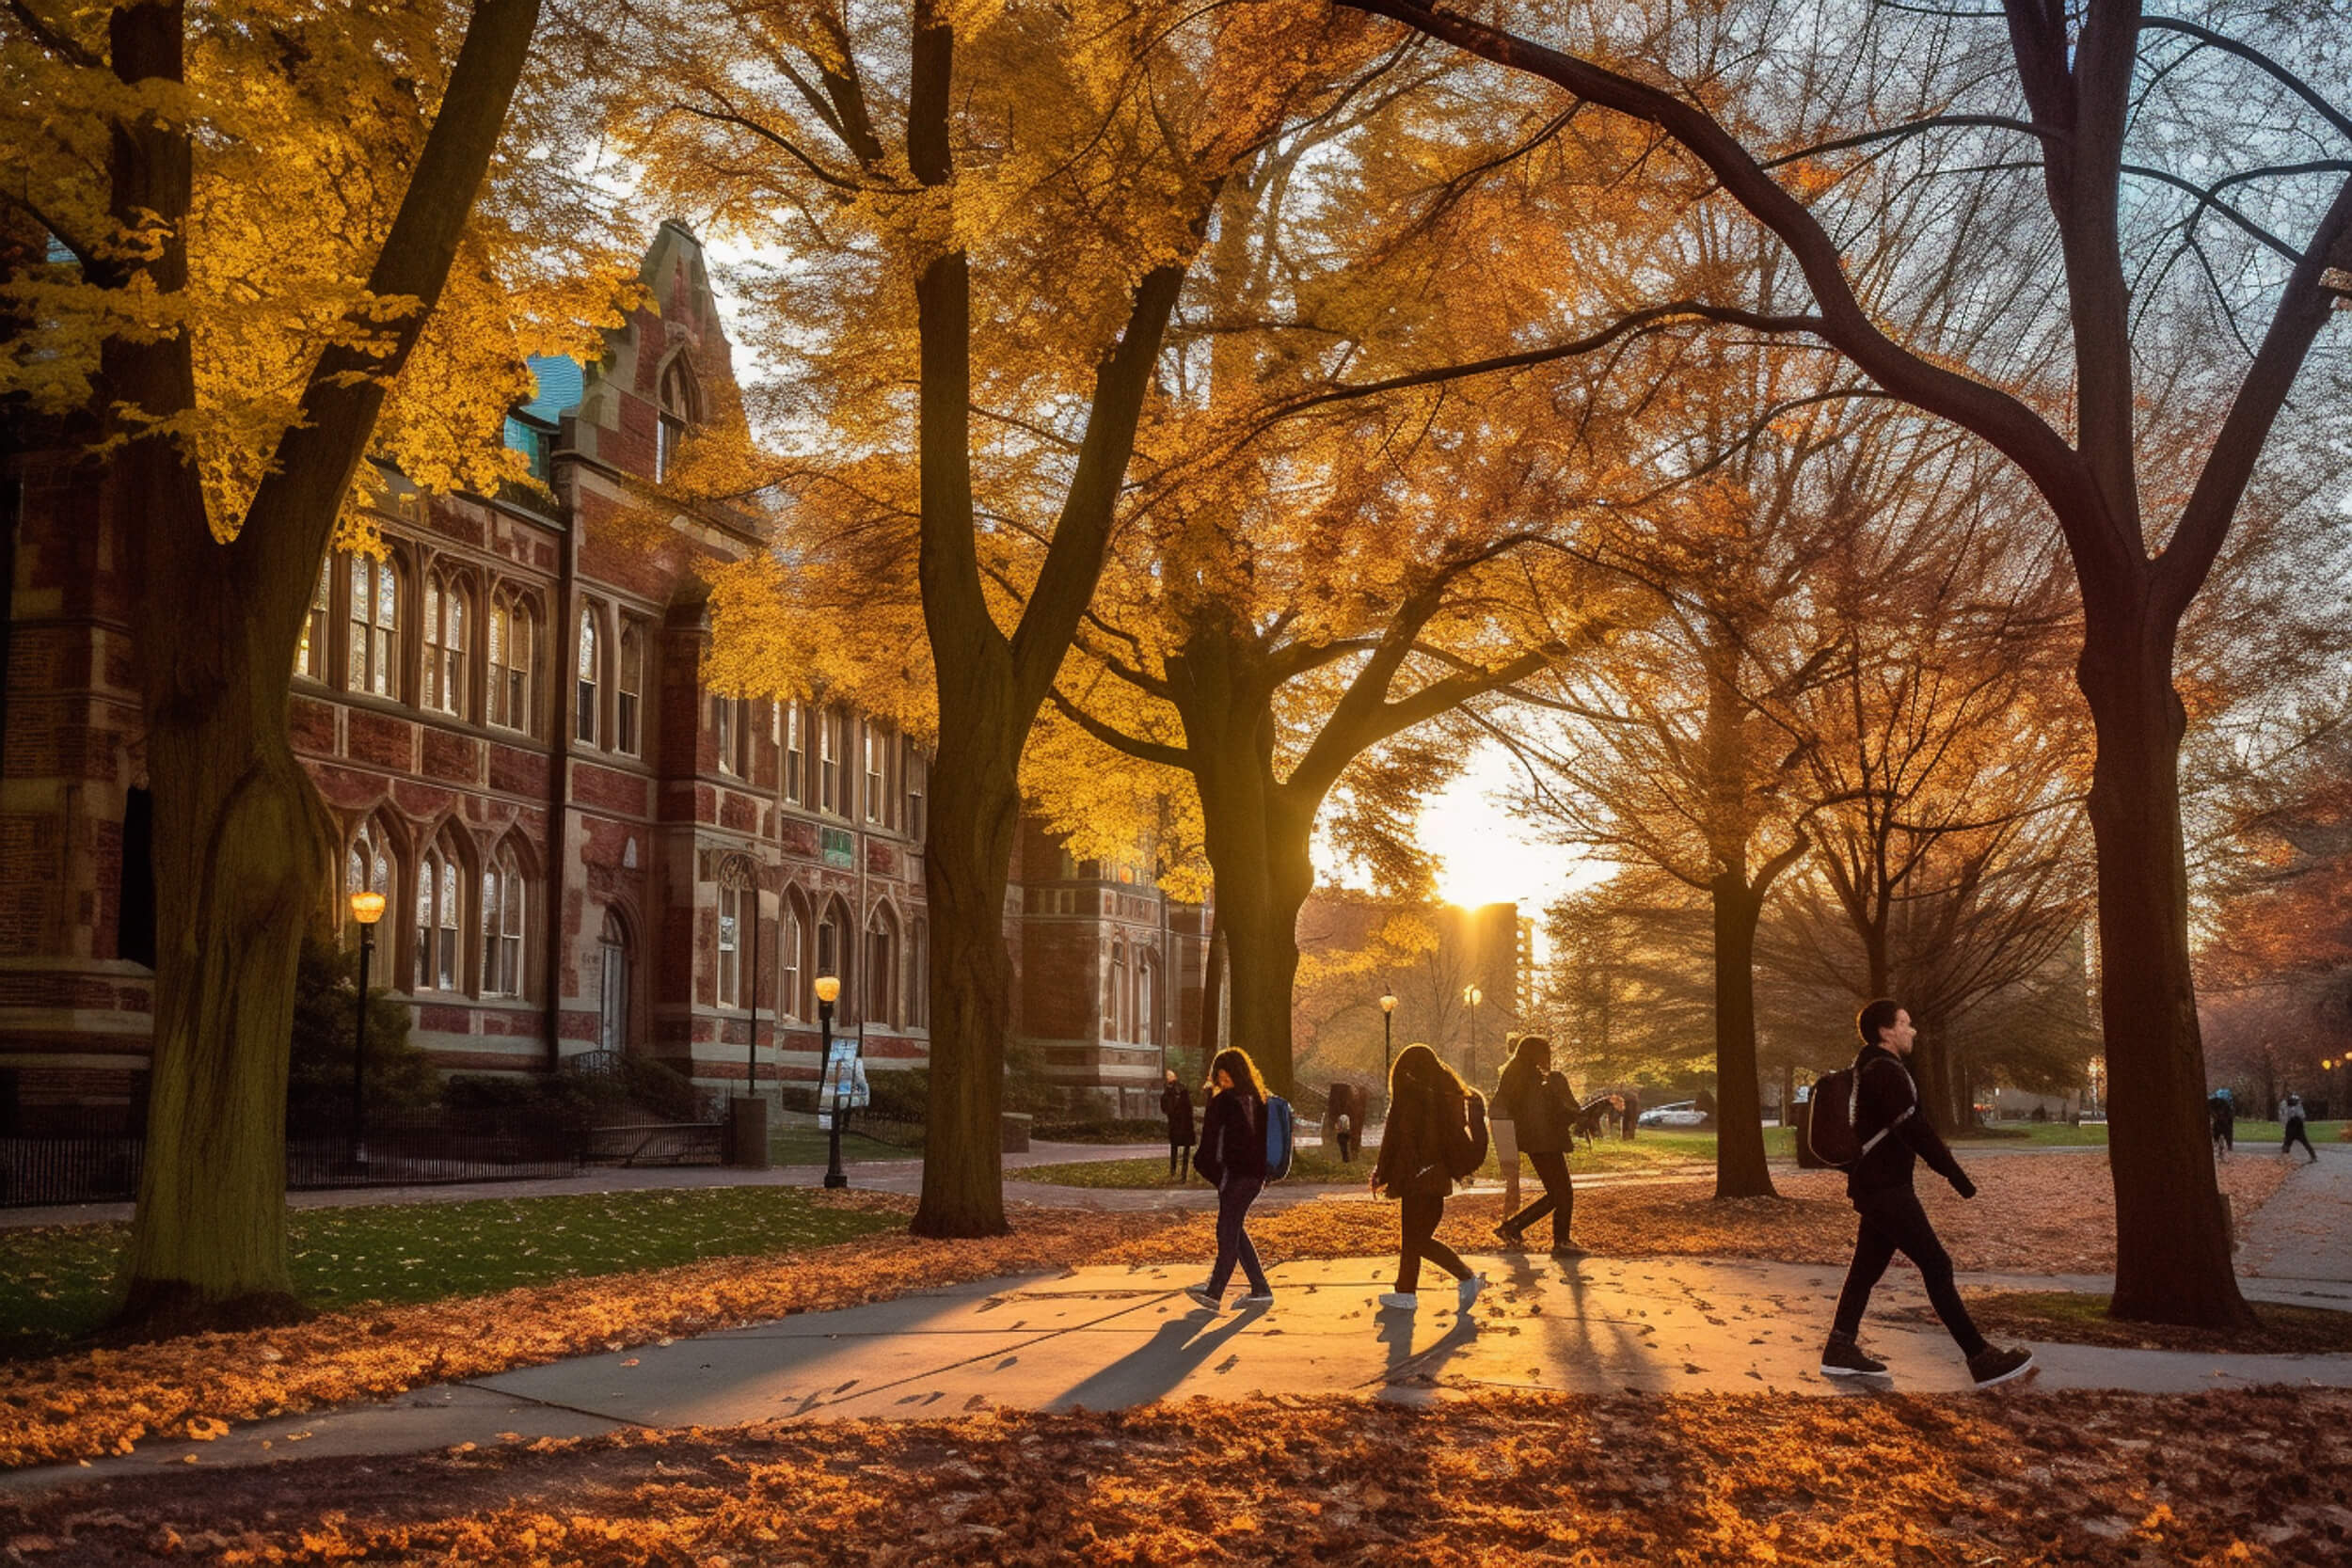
[{"xmin": 13, "ymin": 1249, "xmax": 2352, "ymax": 1497}]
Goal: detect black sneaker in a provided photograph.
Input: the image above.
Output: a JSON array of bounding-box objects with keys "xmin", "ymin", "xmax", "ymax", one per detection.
[
  {"xmin": 1820, "ymin": 1336, "xmax": 1888, "ymax": 1377},
  {"xmin": 1492, "ymin": 1223, "xmax": 1525, "ymax": 1248},
  {"xmin": 1966, "ymin": 1344, "xmax": 2036, "ymax": 1387}
]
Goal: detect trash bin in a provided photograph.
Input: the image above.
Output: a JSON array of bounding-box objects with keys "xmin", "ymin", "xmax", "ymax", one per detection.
[
  {"xmin": 729, "ymin": 1096, "xmax": 770, "ymax": 1170},
  {"xmin": 1001, "ymin": 1112, "xmax": 1032, "ymax": 1154}
]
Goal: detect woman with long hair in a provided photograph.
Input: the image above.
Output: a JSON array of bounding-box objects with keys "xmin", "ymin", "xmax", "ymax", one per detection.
[
  {"xmin": 1185, "ymin": 1047, "xmax": 1275, "ymax": 1310},
  {"xmin": 1490, "ymin": 1035, "xmax": 1584, "ymax": 1257},
  {"xmin": 1370, "ymin": 1042, "xmax": 1487, "ymax": 1312}
]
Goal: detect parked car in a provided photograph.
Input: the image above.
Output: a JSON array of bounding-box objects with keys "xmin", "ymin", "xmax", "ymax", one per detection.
[{"xmin": 1638, "ymin": 1101, "xmax": 1708, "ymax": 1129}]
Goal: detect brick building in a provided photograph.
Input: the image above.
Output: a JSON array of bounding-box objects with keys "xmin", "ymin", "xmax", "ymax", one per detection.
[{"xmin": 0, "ymin": 223, "xmax": 1205, "ymax": 1121}]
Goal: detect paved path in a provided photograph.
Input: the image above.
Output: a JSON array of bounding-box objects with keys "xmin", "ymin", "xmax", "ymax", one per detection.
[
  {"xmin": 0, "ymin": 1145, "xmax": 1720, "ymax": 1227},
  {"xmin": 12, "ymin": 1250, "xmax": 2351, "ymax": 1497},
  {"xmin": 0, "ymin": 1141, "xmax": 1173, "ymax": 1229},
  {"xmin": 2239, "ymin": 1143, "xmax": 2352, "ymax": 1283}
]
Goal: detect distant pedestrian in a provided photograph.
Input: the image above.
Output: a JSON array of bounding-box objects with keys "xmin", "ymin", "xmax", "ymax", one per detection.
[
  {"xmin": 1491, "ymin": 1036, "xmax": 1587, "ymax": 1258},
  {"xmin": 1334, "ymin": 1108, "xmax": 1357, "ymax": 1163},
  {"xmin": 1820, "ymin": 998, "xmax": 2035, "ymax": 1388},
  {"xmin": 1371, "ymin": 1043, "xmax": 1488, "ymax": 1313},
  {"xmin": 1184, "ymin": 1050, "xmax": 1275, "ymax": 1310},
  {"xmin": 1620, "ymin": 1088, "xmax": 1641, "ymax": 1141},
  {"xmin": 1161, "ymin": 1069, "xmax": 1195, "ymax": 1180},
  {"xmin": 2208, "ymin": 1093, "xmax": 2234, "ymax": 1160},
  {"xmin": 2280, "ymin": 1094, "xmax": 2317, "ymax": 1164}
]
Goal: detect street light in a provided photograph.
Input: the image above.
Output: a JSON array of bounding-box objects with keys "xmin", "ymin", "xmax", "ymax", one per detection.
[
  {"xmin": 1379, "ymin": 993, "xmax": 1398, "ymax": 1119},
  {"xmin": 1463, "ymin": 984, "xmax": 1484, "ymax": 1086},
  {"xmin": 347, "ymin": 889, "xmax": 387, "ymax": 1174},
  {"xmin": 816, "ymin": 974, "xmax": 846, "ymax": 1189}
]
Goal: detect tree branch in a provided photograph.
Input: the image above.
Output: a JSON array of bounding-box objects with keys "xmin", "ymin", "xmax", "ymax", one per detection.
[
  {"xmin": 1333, "ymin": 0, "xmax": 2118, "ymax": 576},
  {"xmin": 1046, "ymin": 687, "xmax": 1192, "ymax": 771}
]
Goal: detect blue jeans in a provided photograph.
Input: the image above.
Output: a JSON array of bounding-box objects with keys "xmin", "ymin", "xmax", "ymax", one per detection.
[{"xmin": 1207, "ymin": 1176, "xmax": 1270, "ymax": 1295}]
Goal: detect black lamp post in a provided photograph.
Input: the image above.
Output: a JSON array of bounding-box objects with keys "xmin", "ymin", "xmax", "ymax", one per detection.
[
  {"xmin": 817, "ymin": 974, "xmax": 846, "ymax": 1188},
  {"xmin": 1463, "ymin": 983, "xmax": 1484, "ymax": 1086},
  {"xmin": 348, "ymin": 889, "xmax": 387, "ymax": 1173},
  {"xmin": 1379, "ymin": 991, "xmax": 1397, "ymax": 1120}
]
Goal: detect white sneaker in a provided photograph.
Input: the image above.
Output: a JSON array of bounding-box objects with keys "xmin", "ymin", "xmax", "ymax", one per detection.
[
  {"xmin": 1458, "ymin": 1274, "xmax": 1486, "ymax": 1309},
  {"xmin": 1236, "ymin": 1291, "xmax": 1275, "ymax": 1307},
  {"xmin": 1377, "ymin": 1291, "xmax": 1419, "ymax": 1310},
  {"xmin": 1183, "ymin": 1285, "xmax": 1222, "ymax": 1311}
]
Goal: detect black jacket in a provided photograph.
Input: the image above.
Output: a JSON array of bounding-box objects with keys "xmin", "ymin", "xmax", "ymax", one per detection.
[
  {"xmin": 1192, "ymin": 1089, "xmax": 1265, "ymax": 1186},
  {"xmin": 1846, "ymin": 1044, "xmax": 1970, "ymax": 1199},
  {"xmin": 1161, "ymin": 1083, "xmax": 1195, "ymax": 1143},
  {"xmin": 1495, "ymin": 1069, "xmax": 1573, "ymax": 1154},
  {"xmin": 1375, "ymin": 1087, "xmax": 1486, "ymax": 1199}
]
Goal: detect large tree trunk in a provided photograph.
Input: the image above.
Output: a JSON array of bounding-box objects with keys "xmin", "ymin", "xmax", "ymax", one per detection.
[
  {"xmin": 2081, "ymin": 611, "xmax": 2252, "ymax": 1327},
  {"xmin": 123, "ymin": 645, "xmax": 334, "ymax": 1326},
  {"xmin": 1708, "ymin": 873, "xmax": 1777, "ymax": 1198},
  {"xmin": 911, "ymin": 664, "xmax": 1020, "ymax": 1237}
]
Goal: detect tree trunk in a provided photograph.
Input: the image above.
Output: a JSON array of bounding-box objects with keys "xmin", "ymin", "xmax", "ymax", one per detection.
[
  {"xmin": 2080, "ymin": 616, "xmax": 2252, "ymax": 1327},
  {"xmin": 1709, "ymin": 874, "xmax": 1777, "ymax": 1199},
  {"xmin": 911, "ymin": 686, "xmax": 1020, "ymax": 1237},
  {"xmin": 122, "ymin": 671, "xmax": 333, "ymax": 1326}
]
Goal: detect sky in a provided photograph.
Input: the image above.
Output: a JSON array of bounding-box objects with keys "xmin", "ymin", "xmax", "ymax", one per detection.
[{"xmin": 1407, "ymin": 741, "xmax": 1589, "ymax": 916}]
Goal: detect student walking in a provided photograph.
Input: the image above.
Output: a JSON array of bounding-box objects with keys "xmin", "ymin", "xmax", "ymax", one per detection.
[
  {"xmin": 1490, "ymin": 1036, "xmax": 1585, "ymax": 1258},
  {"xmin": 1821, "ymin": 999, "xmax": 2035, "ymax": 1387},
  {"xmin": 1371, "ymin": 1043, "xmax": 1488, "ymax": 1312},
  {"xmin": 1185, "ymin": 1050, "xmax": 1274, "ymax": 1310},
  {"xmin": 2208, "ymin": 1092, "xmax": 2234, "ymax": 1160},
  {"xmin": 1161, "ymin": 1069, "xmax": 1196, "ymax": 1180},
  {"xmin": 1619, "ymin": 1088, "xmax": 1640, "ymax": 1140},
  {"xmin": 2280, "ymin": 1094, "xmax": 2318, "ymax": 1164}
]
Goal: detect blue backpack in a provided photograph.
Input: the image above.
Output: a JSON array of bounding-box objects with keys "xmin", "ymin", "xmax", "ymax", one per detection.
[{"xmin": 1263, "ymin": 1096, "xmax": 1295, "ymax": 1180}]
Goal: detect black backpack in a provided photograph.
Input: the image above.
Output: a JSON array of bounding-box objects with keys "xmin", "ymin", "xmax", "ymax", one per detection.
[
  {"xmin": 1445, "ymin": 1093, "xmax": 1491, "ymax": 1180},
  {"xmin": 1807, "ymin": 1056, "xmax": 1914, "ymax": 1169}
]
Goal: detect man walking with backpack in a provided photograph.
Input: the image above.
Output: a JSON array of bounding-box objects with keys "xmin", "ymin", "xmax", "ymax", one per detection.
[{"xmin": 1818, "ymin": 999, "xmax": 2035, "ymax": 1387}]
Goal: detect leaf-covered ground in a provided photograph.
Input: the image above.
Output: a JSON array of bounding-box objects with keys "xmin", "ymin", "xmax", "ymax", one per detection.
[
  {"xmin": 0, "ymin": 1157, "xmax": 2296, "ymax": 1472},
  {"xmin": 4, "ymin": 1388, "xmax": 2345, "ymax": 1565},
  {"xmin": 1918, "ymin": 1291, "xmax": 2352, "ymax": 1354}
]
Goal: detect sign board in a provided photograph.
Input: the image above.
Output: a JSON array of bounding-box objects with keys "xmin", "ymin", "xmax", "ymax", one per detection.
[
  {"xmin": 816, "ymin": 1041, "xmax": 869, "ymax": 1126},
  {"xmin": 820, "ymin": 827, "xmax": 855, "ymax": 869}
]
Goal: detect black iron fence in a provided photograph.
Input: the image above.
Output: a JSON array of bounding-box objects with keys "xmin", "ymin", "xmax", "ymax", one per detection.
[{"xmin": 0, "ymin": 1107, "xmax": 145, "ymax": 1208}]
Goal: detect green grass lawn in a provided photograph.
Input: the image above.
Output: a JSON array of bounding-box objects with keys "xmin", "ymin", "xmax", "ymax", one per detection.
[
  {"xmin": 0, "ymin": 1186, "xmax": 904, "ymax": 1358},
  {"xmin": 1019, "ymin": 1129, "xmax": 1791, "ymax": 1188},
  {"xmin": 1946, "ymin": 1119, "xmax": 2344, "ymax": 1148},
  {"xmin": 767, "ymin": 1126, "xmax": 921, "ymax": 1165}
]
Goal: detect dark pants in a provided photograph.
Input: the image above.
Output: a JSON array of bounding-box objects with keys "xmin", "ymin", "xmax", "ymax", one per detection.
[
  {"xmin": 2284, "ymin": 1120, "xmax": 2316, "ymax": 1158},
  {"xmin": 1833, "ymin": 1187, "xmax": 1986, "ymax": 1357},
  {"xmin": 1169, "ymin": 1138, "xmax": 1192, "ymax": 1178},
  {"xmin": 1502, "ymin": 1149, "xmax": 1574, "ymax": 1245},
  {"xmin": 1207, "ymin": 1176, "xmax": 1270, "ymax": 1295},
  {"xmin": 2213, "ymin": 1121, "xmax": 2233, "ymax": 1154},
  {"xmin": 1336, "ymin": 1130, "xmax": 1356, "ymax": 1162},
  {"xmin": 1396, "ymin": 1194, "xmax": 1472, "ymax": 1293}
]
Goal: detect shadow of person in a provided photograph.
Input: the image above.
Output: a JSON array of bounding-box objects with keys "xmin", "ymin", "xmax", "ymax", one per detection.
[
  {"xmin": 1372, "ymin": 1293, "xmax": 1482, "ymax": 1389},
  {"xmin": 1048, "ymin": 1301, "xmax": 1264, "ymax": 1413}
]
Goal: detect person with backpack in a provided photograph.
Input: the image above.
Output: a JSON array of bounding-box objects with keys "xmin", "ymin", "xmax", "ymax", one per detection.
[
  {"xmin": 1370, "ymin": 1043, "xmax": 1488, "ymax": 1312},
  {"xmin": 2280, "ymin": 1094, "xmax": 2317, "ymax": 1163},
  {"xmin": 1490, "ymin": 1036, "xmax": 1586, "ymax": 1258},
  {"xmin": 2208, "ymin": 1091, "xmax": 2234, "ymax": 1161},
  {"xmin": 1161, "ymin": 1069, "xmax": 1196, "ymax": 1180},
  {"xmin": 1815, "ymin": 998, "xmax": 2035, "ymax": 1387},
  {"xmin": 1185, "ymin": 1049, "xmax": 1277, "ymax": 1310}
]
